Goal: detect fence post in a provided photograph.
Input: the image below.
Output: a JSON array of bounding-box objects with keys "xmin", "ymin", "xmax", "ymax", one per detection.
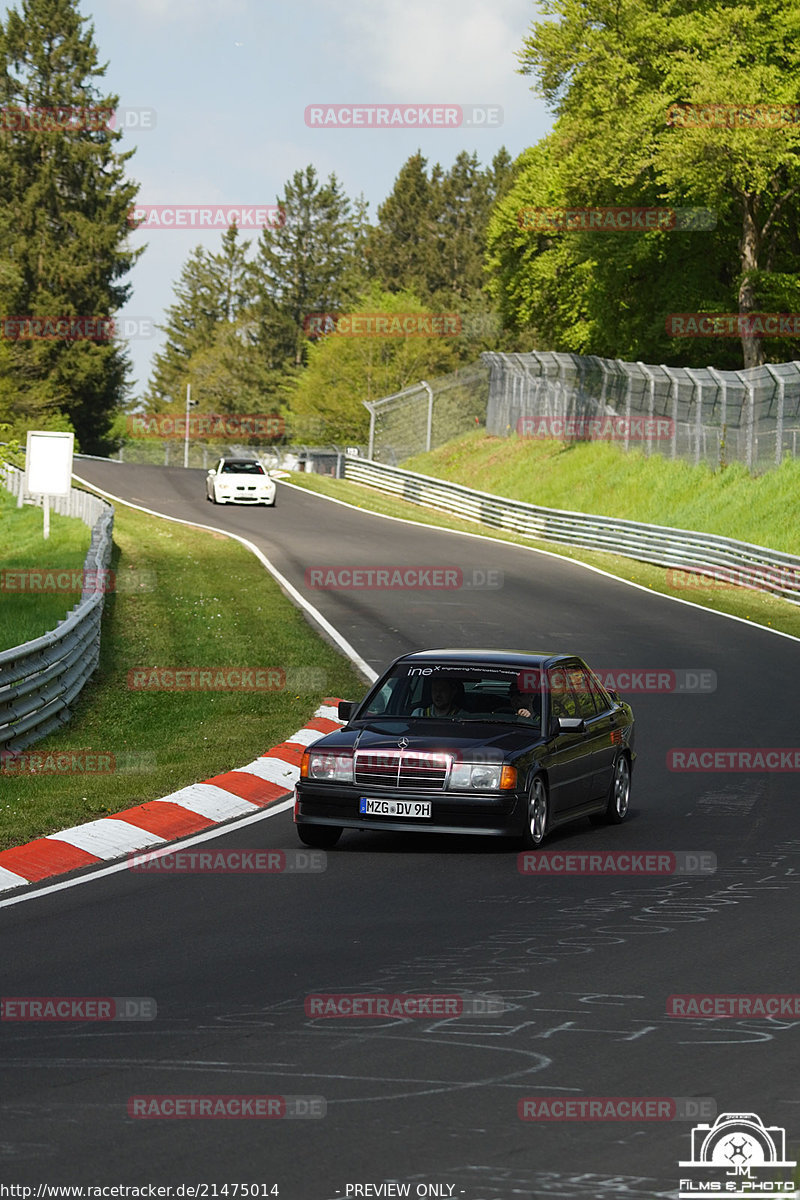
[
  {"xmin": 661, "ymin": 366, "xmax": 679, "ymax": 459},
  {"xmin": 624, "ymin": 372, "xmax": 633, "ymax": 453},
  {"xmin": 764, "ymin": 364, "xmax": 784, "ymax": 466},
  {"xmin": 639, "ymin": 364, "xmax": 655, "ymax": 456},
  {"xmin": 744, "ymin": 376, "xmax": 755, "ymax": 471},
  {"xmin": 364, "ymin": 400, "xmax": 377, "ymax": 460},
  {"xmin": 422, "ymin": 380, "xmax": 433, "ymax": 452},
  {"xmin": 706, "ymin": 366, "xmax": 727, "ymax": 469}
]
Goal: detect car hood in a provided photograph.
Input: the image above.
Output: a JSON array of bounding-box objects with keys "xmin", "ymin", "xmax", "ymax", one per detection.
[{"xmin": 318, "ymin": 720, "xmax": 545, "ymax": 757}]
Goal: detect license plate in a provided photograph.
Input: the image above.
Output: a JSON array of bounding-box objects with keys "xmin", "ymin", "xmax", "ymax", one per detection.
[{"xmin": 359, "ymin": 798, "xmax": 432, "ymax": 818}]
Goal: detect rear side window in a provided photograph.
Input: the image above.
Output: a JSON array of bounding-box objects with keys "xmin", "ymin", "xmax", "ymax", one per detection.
[{"xmin": 567, "ymin": 667, "xmax": 601, "ymax": 720}]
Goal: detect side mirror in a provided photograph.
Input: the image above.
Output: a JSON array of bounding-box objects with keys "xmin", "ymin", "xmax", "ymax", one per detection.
[
  {"xmin": 207, "ymin": 468, "xmax": 216, "ymax": 476},
  {"xmin": 338, "ymin": 700, "xmax": 355, "ymax": 722},
  {"xmin": 557, "ymin": 717, "xmax": 586, "ymax": 735}
]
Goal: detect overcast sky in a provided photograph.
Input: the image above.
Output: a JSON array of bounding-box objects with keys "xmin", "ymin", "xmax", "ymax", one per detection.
[{"xmin": 87, "ymin": 0, "xmax": 552, "ymax": 397}]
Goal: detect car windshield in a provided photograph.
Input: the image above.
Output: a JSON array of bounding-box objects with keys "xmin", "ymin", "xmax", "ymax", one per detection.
[
  {"xmin": 221, "ymin": 461, "xmax": 265, "ymax": 474},
  {"xmin": 357, "ymin": 664, "xmax": 543, "ymax": 725}
]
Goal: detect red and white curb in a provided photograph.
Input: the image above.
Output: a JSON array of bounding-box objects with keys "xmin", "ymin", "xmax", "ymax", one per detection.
[{"xmin": 0, "ymin": 701, "xmax": 343, "ymax": 893}]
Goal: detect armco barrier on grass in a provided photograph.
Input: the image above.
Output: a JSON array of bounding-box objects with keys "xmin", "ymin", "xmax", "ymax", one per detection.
[
  {"xmin": 342, "ymin": 456, "xmax": 800, "ymax": 607},
  {"xmin": 0, "ymin": 465, "xmax": 114, "ymax": 757}
]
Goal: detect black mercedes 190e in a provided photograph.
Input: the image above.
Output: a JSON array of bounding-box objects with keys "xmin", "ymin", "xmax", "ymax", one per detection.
[{"xmin": 294, "ymin": 648, "xmax": 635, "ymax": 850}]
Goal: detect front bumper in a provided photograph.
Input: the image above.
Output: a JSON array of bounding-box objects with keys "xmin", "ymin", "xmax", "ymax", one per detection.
[
  {"xmin": 294, "ymin": 782, "xmax": 525, "ymax": 838},
  {"xmin": 217, "ymin": 491, "xmax": 275, "ymax": 504}
]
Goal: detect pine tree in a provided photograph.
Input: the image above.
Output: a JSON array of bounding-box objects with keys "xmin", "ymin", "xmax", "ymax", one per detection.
[
  {"xmin": 253, "ymin": 165, "xmax": 362, "ymax": 367},
  {"xmin": 145, "ymin": 226, "xmax": 255, "ymax": 408},
  {"xmin": 365, "ymin": 152, "xmax": 443, "ymax": 298},
  {"xmin": 0, "ymin": 0, "xmax": 140, "ymax": 452}
]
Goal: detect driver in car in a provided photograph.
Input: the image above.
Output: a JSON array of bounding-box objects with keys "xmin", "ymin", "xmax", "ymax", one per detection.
[
  {"xmin": 412, "ymin": 678, "xmax": 466, "ymax": 718},
  {"xmin": 508, "ymin": 679, "xmax": 541, "ymax": 721}
]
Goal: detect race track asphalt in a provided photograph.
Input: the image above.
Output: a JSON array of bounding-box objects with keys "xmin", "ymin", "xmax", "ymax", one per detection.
[{"xmin": 2, "ymin": 461, "xmax": 797, "ymax": 1200}]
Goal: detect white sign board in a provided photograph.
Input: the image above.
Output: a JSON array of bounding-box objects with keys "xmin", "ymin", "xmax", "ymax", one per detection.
[{"xmin": 25, "ymin": 430, "xmax": 74, "ymax": 496}]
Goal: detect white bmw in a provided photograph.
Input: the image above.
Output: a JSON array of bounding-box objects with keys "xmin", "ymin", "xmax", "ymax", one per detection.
[{"xmin": 206, "ymin": 457, "xmax": 277, "ymax": 506}]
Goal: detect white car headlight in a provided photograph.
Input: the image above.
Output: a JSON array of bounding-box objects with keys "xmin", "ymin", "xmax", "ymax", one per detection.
[
  {"xmin": 448, "ymin": 762, "xmax": 517, "ymax": 791},
  {"xmin": 305, "ymin": 750, "xmax": 353, "ymax": 783}
]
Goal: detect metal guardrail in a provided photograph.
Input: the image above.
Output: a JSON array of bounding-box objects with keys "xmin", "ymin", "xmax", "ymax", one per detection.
[
  {"xmin": 0, "ymin": 465, "xmax": 114, "ymax": 754},
  {"xmin": 343, "ymin": 458, "xmax": 800, "ymax": 606}
]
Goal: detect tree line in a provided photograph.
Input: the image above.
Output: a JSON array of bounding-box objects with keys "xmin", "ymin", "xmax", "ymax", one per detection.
[{"xmin": 1, "ymin": 0, "xmax": 798, "ymax": 453}]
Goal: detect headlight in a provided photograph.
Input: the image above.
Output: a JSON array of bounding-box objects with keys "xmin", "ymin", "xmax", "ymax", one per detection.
[
  {"xmin": 301, "ymin": 749, "xmax": 353, "ymax": 783},
  {"xmin": 448, "ymin": 762, "xmax": 517, "ymax": 791}
]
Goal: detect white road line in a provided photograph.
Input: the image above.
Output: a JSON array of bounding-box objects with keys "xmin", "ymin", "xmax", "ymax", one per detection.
[
  {"xmin": 282, "ymin": 480, "xmax": 800, "ymax": 645},
  {"xmin": 72, "ymin": 474, "xmax": 380, "ymax": 679}
]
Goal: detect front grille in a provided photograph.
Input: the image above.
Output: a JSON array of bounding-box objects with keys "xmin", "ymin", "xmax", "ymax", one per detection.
[{"xmin": 354, "ymin": 749, "xmax": 450, "ymax": 790}]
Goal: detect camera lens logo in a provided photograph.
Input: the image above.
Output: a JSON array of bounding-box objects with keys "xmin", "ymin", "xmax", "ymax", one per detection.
[{"xmin": 679, "ymin": 1112, "xmax": 796, "ymax": 1197}]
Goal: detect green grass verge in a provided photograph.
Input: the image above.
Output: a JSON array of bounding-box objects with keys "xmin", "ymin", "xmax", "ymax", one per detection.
[
  {"xmin": 0, "ymin": 490, "xmax": 92, "ymax": 650},
  {"xmin": 286, "ymin": 471, "xmax": 800, "ymax": 640},
  {"xmin": 0, "ymin": 501, "xmax": 366, "ymax": 851},
  {"xmin": 404, "ymin": 431, "xmax": 800, "ymax": 556}
]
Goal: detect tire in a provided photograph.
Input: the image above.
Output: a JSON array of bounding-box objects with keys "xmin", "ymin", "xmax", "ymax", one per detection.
[
  {"xmin": 297, "ymin": 824, "xmax": 342, "ymax": 849},
  {"xmin": 521, "ymin": 775, "xmax": 549, "ymax": 849},
  {"xmin": 602, "ymin": 755, "xmax": 631, "ymax": 825}
]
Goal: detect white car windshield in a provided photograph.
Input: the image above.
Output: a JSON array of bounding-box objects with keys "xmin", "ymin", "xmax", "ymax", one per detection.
[{"xmin": 220, "ymin": 461, "xmax": 265, "ymax": 474}]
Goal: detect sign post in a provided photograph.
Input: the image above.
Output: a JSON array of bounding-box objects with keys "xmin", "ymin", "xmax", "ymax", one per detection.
[{"xmin": 24, "ymin": 431, "xmax": 75, "ymax": 539}]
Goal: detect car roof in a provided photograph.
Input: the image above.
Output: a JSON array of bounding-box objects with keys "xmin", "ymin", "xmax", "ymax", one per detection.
[
  {"xmin": 393, "ymin": 648, "xmax": 580, "ymax": 669},
  {"xmin": 219, "ymin": 457, "xmax": 262, "ymax": 466}
]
